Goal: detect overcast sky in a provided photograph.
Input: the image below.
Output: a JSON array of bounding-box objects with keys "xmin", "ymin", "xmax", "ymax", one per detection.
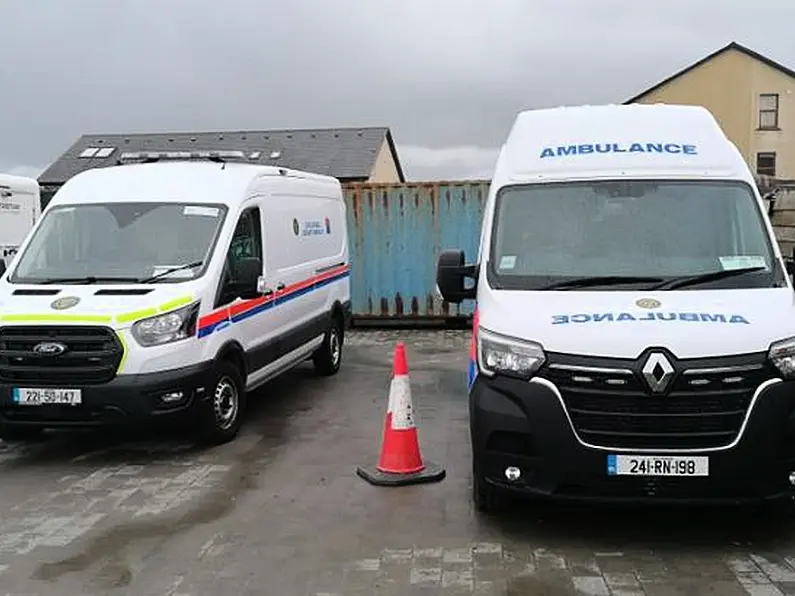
[{"xmin": 0, "ymin": 0, "xmax": 791, "ymax": 181}]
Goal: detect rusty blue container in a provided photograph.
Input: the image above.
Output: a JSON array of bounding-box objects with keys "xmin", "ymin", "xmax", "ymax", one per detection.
[{"xmin": 344, "ymin": 180, "xmax": 488, "ymax": 322}]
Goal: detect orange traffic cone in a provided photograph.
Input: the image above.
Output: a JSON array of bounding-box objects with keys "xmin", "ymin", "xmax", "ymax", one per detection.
[{"xmin": 357, "ymin": 341, "xmax": 446, "ymax": 486}]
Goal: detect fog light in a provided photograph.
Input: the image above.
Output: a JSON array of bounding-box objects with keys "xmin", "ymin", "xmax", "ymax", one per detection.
[
  {"xmin": 788, "ymin": 471, "xmax": 795, "ymax": 486},
  {"xmin": 159, "ymin": 391, "xmax": 184, "ymax": 404},
  {"xmin": 505, "ymin": 466, "xmax": 521, "ymax": 481}
]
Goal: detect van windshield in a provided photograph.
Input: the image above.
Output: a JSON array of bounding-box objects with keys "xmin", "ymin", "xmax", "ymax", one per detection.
[
  {"xmin": 9, "ymin": 202, "xmax": 228, "ymax": 284},
  {"xmin": 488, "ymin": 180, "xmax": 784, "ymax": 291}
]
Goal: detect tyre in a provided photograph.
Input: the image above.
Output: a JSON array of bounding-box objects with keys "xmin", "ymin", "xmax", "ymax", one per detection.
[
  {"xmin": 472, "ymin": 457, "xmax": 509, "ymax": 514},
  {"xmin": 313, "ymin": 314, "xmax": 343, "ymax": 376},
  {"xmin": 196, "ymin": 359, "xmax": 246, "ymax": 446}
]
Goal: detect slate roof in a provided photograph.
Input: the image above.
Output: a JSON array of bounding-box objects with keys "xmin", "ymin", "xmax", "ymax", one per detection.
[
  {"xmin": 39, "ymin": 126, "xmax": 405, "ymax": 185},
  {"xmin": 624, "ymin": 42, "xmax": 795, "ymax": 104}
]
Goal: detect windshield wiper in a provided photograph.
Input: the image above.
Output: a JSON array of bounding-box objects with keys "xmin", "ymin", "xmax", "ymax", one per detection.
[
  {"xmin": 647, "ymin": 266, "xmax": 768, "ymax": 291},
  {"xmin": 538, "ymin": 275, "xmax": 664, "ymax": 290},
  {"xmin": 140, "ymin": 260, "xmax": 204, "ymax": 283},
  {"xmin": 38, "ymin": 276, "xmax": 141, "ymax": 285}
]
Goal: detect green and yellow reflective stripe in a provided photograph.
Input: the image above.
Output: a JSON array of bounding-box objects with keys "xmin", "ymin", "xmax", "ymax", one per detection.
[
  {"xmin": 116, "ymin": 331, "xmax": 129, "ymax": 373},
  {"xmin": 157, "ymin": 295, "xmax": 194, "ymax": 312},
  {"xmin": 0, "ymin": 313, "xmax": 113, "ymax": 322},
  {"xmin": 115, "ymin": 296, "xmax": 195, "ymax": 324},
  {"xmin": 115, "ymin": 308, "xmax": 158, "ymax": 324}
]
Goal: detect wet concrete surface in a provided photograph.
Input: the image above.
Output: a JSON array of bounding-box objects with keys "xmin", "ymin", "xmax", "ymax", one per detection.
[{"xmin": 1, "ymin": 330, "xmax": 795, "ymax": 594}]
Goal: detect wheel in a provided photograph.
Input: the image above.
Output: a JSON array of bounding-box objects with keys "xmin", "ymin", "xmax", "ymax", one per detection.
[
  {"xmin": 313, "ymin": 314, "xmax": 343, "ymax": 376},
  {"xmin": 472, "ymin": 457, "xmax": 509, "ymax": 514},
  {"xmin": 196, "ymin": 360, "xmax": 246, "ymax": 446},
  {"xmin": 0, "ymin": 425, "xmax": 44, "ymax": 442}
]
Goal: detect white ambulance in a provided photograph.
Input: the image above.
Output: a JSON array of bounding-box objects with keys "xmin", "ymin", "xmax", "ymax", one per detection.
[
  {"xmin": 0, "ymin": 173, "xmax": 41, "ymax": 268},
  {"xmin": 0, "ymin": 152, "xmax": 351, "ymax": 444},
  {"xmin": 437, "ymin": 104, "xmax": 795, "ymax": 511}
]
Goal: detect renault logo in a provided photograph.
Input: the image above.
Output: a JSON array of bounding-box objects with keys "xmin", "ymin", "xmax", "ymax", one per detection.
[
  {"xmin": 641, "ymin": 352, "xmax": 674, "ymax": 393},
  {"xmin": 32, "ymin": 341, "xmax": 67, "ymax": 356}
]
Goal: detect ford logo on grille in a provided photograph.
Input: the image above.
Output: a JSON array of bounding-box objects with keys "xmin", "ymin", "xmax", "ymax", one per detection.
[{"xmin": 32, "ymin": 341, "xmax": 67, "ymax": 356}]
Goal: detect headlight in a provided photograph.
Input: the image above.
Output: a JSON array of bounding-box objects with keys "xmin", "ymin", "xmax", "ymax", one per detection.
[
  {"xmin": 769, "ymin": 337, "xmax": 795, "ymax": 378},
  {"xmin": 477, "ymin": 327, "xmax": 546, "ymax": 380},
  {"xmin": 131, "ymin": 302, "xmax": 199, "ymax": 347}
]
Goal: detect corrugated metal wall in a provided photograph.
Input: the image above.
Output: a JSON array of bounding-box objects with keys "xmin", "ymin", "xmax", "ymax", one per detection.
[{"xmin": 344, "ymin": 180, "xmax": 488, "ymax": 322}]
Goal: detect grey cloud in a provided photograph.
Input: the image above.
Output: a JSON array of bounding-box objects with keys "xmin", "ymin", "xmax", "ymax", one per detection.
[{"xmin": 0, "ymin": 0, "xmax": 792, "ymax": 178}]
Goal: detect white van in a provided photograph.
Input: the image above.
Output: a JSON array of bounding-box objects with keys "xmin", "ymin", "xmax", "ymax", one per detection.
[
  {"xmin": 0, "ymin": 173, "xmax": 41, "ymax": 266},
  {"xmin": 437, "ymin": 104, "xmax": 795, "ymax": 511},
  {"xmin": 0, "ymin": 153, "xmax": 351, "ymax": 444}
]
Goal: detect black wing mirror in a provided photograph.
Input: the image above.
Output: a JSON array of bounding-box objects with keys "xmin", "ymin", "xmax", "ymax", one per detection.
[{"xmin": 436, "ymin": 249, "xmax": 477, "ymax": 304}]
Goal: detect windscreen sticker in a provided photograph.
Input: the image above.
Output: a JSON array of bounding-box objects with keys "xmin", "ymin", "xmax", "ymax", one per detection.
[
  {"xmin": 183, "ymin": 205, "xmax": 220, "ymax": 217},
  {"xmin": 499, "ymin": 255, "xmax": 517, "ymax": 270},
  {"xmin": 718, "ymin": 255, "xmax": 768, "ymax": 270},
  {"xmin": 151, "ymin": 265, "xmax": 195, "ymax": 279}
]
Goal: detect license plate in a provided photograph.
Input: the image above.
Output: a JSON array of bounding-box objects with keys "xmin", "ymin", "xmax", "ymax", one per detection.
[
  {"xmin": 607, "ymin": 454, "xmax": 709, "ymax": 477},
  {"xmin": 12, "ymin": 388, "xmax": 82, "ymax": 406}
]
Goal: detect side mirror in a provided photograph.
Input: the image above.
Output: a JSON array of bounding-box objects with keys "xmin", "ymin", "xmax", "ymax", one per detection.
[
  {"xmin": 436, "ymin": 249, "xmax": 477, "ymax": 304},
  {"xmin": 233, "ymin": 257, "xmax": 263, "ymax": 299}
]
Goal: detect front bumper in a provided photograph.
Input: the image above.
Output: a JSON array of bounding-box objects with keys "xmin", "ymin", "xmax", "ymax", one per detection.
[
  {"xmin": 0, "ymin": 361, "xmax": 214, "ymax": 429},
  {"xmin": 470, "ymin": 375, "xmax": 795, "ymax": 504}
]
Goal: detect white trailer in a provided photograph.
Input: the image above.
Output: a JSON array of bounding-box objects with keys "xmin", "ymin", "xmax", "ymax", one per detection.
[{"xmin": 0, "ymin": 174, "xmax": 41, "ymax": 272}]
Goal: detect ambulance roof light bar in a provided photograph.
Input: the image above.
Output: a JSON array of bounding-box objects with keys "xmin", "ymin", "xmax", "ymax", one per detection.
[{"xmin": 117, "ymin": 150, "xmax": 258, "ymax": 164}]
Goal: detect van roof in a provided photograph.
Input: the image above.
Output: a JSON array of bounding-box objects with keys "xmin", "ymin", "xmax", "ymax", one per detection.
[
  {"xmin": 497, "ymin": 103, "xmax": 749, "ymax": 184},
  {"xmin": 48, "ymin": 161, "xmax": 342, "ymax": 208},
  {"xmin": 0, "ymin": 173, "xmax": 40, "ymax": 194}
]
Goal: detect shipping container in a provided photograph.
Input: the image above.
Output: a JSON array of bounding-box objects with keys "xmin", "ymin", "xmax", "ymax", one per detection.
[{"xmin": 344, "ymin": 180, "xmax": 488, "ymax": 324}]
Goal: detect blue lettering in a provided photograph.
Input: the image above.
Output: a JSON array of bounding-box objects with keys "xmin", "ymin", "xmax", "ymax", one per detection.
[
  {"xmin": 595, "ymin": 143, "xmax": 611, "ymax": 154},
  {"xmin": 700, "ymin": 313, "xmax": 726, "ymax": 323},
  {"xmin": 578, "ymin": 144, "xmax": 594, "ymax": 154},
  {"xmin": 612, "ymin": 143, "xmax": 626, "ymax": 153},
  {"xmin": 592, "ymin": 313, "xmax": 614, "ymax": 322},
  {"xmin": 551, "ymin": 311, "xmax": 749, "ymax": 324},
  {"xmin": 682, "ymin": 144, "xmax": 697, "ymax": 155},
  {"xmin": 629, "ymin": 143, "xmax": 645, "ymax": 153},
  {"xmin": 540, "ymin": 147, "xmax": 555, "ymax": 158},
  {"xmin": 646, "ymin": 143, "xmax": 664, "ymax": 153},
  {"xmin": 664, "ymin": 143, "xmax": 682, "ymax": 154},
  {"xmin": 558, "ymin": 145, "xmax": 577, "ymax": 156}
]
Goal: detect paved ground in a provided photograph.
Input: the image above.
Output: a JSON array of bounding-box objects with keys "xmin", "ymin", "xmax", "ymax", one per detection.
[{"xmin": 2, "ymin": 330, "xmax": 795, "ymax": 594}]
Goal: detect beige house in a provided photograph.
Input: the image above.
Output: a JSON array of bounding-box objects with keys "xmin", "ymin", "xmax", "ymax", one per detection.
[{"xmin": 624, "ymin": 42, "xmax": 795, "ymax": 180}]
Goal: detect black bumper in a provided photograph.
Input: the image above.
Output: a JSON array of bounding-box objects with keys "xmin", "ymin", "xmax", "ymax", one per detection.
[
  {"xmin": 0, "ymin": 361, "xmax": 214, "ymax": 429},
  {"xmin": 470, "ymin": 375, "xmax": 795, "ymax": 504}
]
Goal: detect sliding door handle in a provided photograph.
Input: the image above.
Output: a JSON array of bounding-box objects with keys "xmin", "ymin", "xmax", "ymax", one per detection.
[{"xmin": 276, "ymin": 283, "xmax": 286, "ymax": 291}]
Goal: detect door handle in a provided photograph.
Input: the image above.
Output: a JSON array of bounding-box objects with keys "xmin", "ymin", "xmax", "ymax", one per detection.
[{"xmin": 276, "ymin": 283, "xmax": 286, "ymax": 291}]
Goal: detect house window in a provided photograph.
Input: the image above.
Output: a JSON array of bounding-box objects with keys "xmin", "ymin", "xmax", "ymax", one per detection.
[
  {"xmin": 759, "ymin": 94, "xmax": 779, "ymax": 129},
  {"xmin": 756, "ymin": 152, "xmax": 777, "ymax": 177}
]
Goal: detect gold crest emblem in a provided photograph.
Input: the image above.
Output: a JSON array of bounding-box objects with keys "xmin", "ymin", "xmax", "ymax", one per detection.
[{"xmin": 635, "ymin": 298, "xmax": 661, "ymax": 309}]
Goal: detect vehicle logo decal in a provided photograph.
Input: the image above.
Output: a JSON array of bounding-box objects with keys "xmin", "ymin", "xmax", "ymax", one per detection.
[
  {"xmin": 50, "ymin": 296, "xmax": 81, "ymax": 310},
  {"xmin": 635, "ymin": 298, "xmax": 661, "ymax": 309}
]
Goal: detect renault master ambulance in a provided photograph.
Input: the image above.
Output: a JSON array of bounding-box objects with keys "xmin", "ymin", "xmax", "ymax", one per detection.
[
  {"xmin": 437, "ymin": 104, "xmax": 795, "ymax": 512},
  {"xmin": 0, "ymin": 153, "xmax": 351, "ymax": 445}
]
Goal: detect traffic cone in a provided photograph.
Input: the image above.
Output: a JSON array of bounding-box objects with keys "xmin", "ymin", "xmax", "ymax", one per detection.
[{"xmin": 357, "ymin": 341, "xmax": 446, "ymax": 487}]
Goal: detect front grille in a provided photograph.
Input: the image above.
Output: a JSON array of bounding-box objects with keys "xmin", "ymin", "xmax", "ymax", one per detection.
[
  {"xmin": 541, "ymin": 352, "xmax": 775, "ymax": 450},
  {"xmin": 0, "ymin": 326, "xmax": 124, "ymax": 385}
]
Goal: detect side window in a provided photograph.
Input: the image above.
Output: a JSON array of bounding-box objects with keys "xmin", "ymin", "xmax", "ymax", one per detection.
[{"xmin": 215, "ymin": 207, "xmax": 263, "ymax": 308}]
